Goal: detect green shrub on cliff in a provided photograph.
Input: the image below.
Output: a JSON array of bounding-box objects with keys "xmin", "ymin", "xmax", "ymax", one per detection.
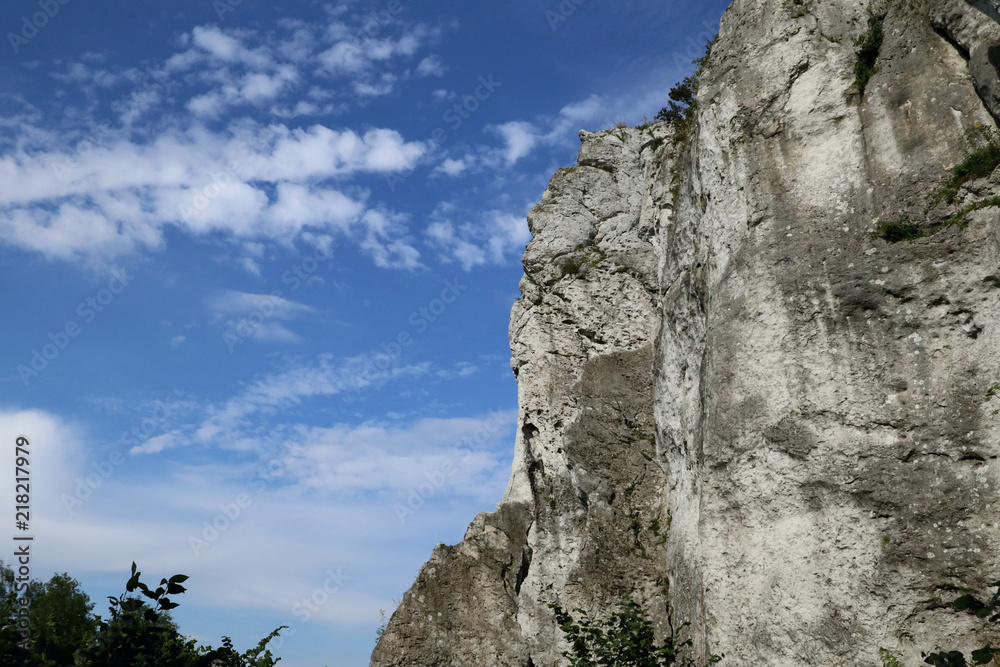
[
  {"xmin": 549, "ymin": 596, "xmax": 721, "ymax": 667},
  {"xmin": 654, "ymin": 37, "xmax": 715, "ymax": 146}
]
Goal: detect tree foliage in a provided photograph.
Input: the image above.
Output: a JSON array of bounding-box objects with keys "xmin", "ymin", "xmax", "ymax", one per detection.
[
  {"xmin": 0, "ymin": 561, "xmax": 285, "ymax": 667},
  {"xmin": 653, "ymin": 37, "xmax": 715, "ymax": 144}
]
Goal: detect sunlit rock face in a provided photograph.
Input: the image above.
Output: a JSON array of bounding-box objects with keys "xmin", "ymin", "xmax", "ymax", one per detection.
[
  {"xmin": 370, "ymin": 124, "xmax": 673, "ymax": 667},
  {"xmin": 373, "ymin": 1, "xmax": 1000, "ymax": 665}
]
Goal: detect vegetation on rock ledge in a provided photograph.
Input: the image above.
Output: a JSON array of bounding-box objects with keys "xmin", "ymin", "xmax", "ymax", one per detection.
[
  {"xmin": 876, "ymin": 125, "xmax": 1000, "ymax": 243},
  {"xmin": 550, "ymin": 596, "xmax": 721, "ymax": 667},
  {"xmin": 855, "ymin": 15, "xmax": 884, "ymax": 96}
]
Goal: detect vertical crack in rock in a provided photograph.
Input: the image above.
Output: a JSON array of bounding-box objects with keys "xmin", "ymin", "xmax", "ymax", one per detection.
[{"xmin": 514, "ymin": 545, "xmax": 532, "ymax": 596}]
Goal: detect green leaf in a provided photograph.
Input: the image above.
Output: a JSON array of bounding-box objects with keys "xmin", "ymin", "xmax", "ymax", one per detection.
[
  {"xmin": 972, "ymin": 646, "xmax": 999, "ymax": 664},
  {"xmin": 954, "ymin": 595, "xmax": 986, "ymax": 613},
  {"xmin": 924, "ymin": 650, "xmax": 968, "ymax": 667}
]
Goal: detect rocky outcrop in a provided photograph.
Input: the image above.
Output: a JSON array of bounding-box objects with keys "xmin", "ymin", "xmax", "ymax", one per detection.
[
  {"xmin": 372, "ymin": 0, "xmax": 1000, "ymax": 665},
  {"xmin": 370, "ymin": 126, "xmax": 674, "ymax": 666}
]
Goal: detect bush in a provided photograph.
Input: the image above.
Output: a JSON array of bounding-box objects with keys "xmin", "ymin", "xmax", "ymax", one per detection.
[
  {"xmin": 549, "ymin": 596, "xmax": 721, "ymax": 667},
  {"xmin": 654, "ymin": 37, "xmax": 715, "ymax": 145},
  {"xmin": 0, "ymin": 561, "xmax": 286, "ymax": 667}
]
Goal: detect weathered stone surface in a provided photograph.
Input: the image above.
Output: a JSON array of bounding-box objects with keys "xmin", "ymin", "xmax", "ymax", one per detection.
[
  {"xmin": 662, "ymin": 0, "xmax": 1000, "ymax": 664},
  {"xmin": 371, "ymin": 125, "xmax": 673, "ymax": 667},
  {"xmin": 372, "ymin": 1, "xmax": 1000, "ymax": 665}
]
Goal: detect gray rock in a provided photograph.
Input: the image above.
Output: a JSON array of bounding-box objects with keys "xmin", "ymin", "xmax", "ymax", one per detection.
[
  {"xmin": 971, "ymin": 42, "xmax": 1000, "ymax": 120},
  {"xmin": 371, "ymin": 125, "xmax": 673, "ymax": 667},
  {"xmin": 372, "ymin": 1, "xmax": 1000, "ymax": 665},
  {"xmin": 665, "ymin": 0, "xmax": 1000, "ymax": 664}
]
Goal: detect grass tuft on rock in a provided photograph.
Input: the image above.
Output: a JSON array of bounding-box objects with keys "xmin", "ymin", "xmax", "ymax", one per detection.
[{"xmin": 875, "ymin": 219, "xmax": 931, "ymax": 243}]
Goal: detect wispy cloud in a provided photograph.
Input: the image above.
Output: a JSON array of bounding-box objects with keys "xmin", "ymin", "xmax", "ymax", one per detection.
[
  {"xmin": 208, "ymin": 290, "xmax": 315, "ymax": 319},
  {"xmin": 426, "ymin": 207, "xmax": 530, "ymax": 270},
  {"xmin": 130, "ymin": 353, "xmax": 432, "ymax": 456},
  {"xmin": 484, "ymin": 95, "xmax": 604, "ymax": 166},
  {"xmin": 415, "ymin": 55, "xmax": 445, "ymax": 77},
  {"xmin": 0, "ymin": 406, "xmax": 513, "ymax": 627}
]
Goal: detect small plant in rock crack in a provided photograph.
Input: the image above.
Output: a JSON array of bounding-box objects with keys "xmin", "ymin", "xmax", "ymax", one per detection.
[
  {"xmin": 880, "ymin": 648, "xmax": 906, "ymax": 667},
  {"xmin": 985, "ymin": 382, "xmax": 1000, "ymax": 415},
  {"xmin": 549, "ymin": 596, "xmax": 721, "ymax": 667},
  {"xmin": 783, "ymin": 0, "xmax": 808, "ymax": 18},
  {"xmin": 375, "ymin": 609, "xmax": 387, "ymax": 643}
]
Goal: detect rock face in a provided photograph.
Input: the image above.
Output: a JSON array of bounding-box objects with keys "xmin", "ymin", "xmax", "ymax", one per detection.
[
  {"xmin": 372, "ymin": 0, "xmax": 1000, "ymax": 665},
  {"xmin": 370, "ymin": 125, "xmax": 675, "ymax": 666}
]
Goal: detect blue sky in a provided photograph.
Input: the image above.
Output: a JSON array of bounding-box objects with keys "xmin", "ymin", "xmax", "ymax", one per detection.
[{"xmin": 0, "ymin": 1, "xmax": 729, "ymax": 665}]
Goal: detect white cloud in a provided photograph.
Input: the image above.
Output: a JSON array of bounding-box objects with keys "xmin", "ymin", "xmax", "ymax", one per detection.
[
  {"xmin": 51, "ymin": 62, "xmax": 124, "ymax": 88},
  {"xmin": 250, "ymin": 321, "xmax": 302, "ymax": 343},
  {"xmin": 4, "ymin": 16, "xmax": 449, "ymax": 269},
  {"xmin": 206, "ymin": 290, "xmax": 316, "ymax": 346},
  {"xmin": 131, "ymin": 353, "xmax": 433, "ymax": 456},
  {"xmin": 187, "ymin": 66, "xmax": 300, "ymax": 118},
  {"xmin": 187, "ymin": 26, "xmax": 274, "ymax": 70},
  {"xmin": 489, "ymin": 121, "xmax": 539, "ymax": 166},
  {"xmin": 426, "ymin": 209, "xmax": 530, "ymax": 270},
  {"xmin": 434, "ymin": 158, "xmax": 467, "ymax": 177},
  {"xmin": 431, "ymin": 88, "xmax": 453, "ymax": 102},
  {"xmin": 0, "ymin": 122, "xmax": 426, "ymax": 265},
  {"xmin": 415, "ymin": 55, "xmax": 445, "ymax": 77},
  {"xmin": 317, "ymin": 29, "xmax": 427, "ymax": 79},
  {"xmin": 238, "ymin": 257, "xmax": 261, "ymax": 275},
  {"xmin": 207, "ymin": 290, "xmax": 315, "ymax": 319},
  {"xmin": 265, "ymin": 184, "xmax": 365, "ymax": 233},
  {"xmin": 483, "ymin": 95, "xmax": 606, "ymax": 167},
  {"xmin": 280, "ymin": 412, "xmax": 514, "ymax": 495},
  {"xmin": 131, "ymin": 431, "xmax": 187, "ymax": 455},
  {"xmin": 317, "ymin": 41, "xmax": 367, "ymax": 75},
  {"xmin": 0, "ymin": 405, "xmax": 512, "ymax": 635}
]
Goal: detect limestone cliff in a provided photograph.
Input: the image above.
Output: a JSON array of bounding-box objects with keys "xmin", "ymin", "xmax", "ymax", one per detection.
[
  {"xmin": 370, "ymin": 123, "xmax": 674, "ymax": 667},
  {"xmin": 372, "ymin": 0, "xmax": 1000, "ymax": 665}
]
